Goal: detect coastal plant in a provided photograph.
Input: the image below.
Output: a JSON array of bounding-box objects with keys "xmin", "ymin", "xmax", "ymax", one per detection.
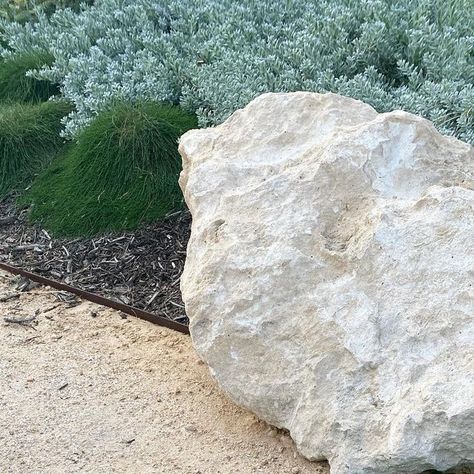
[
  {"xmin": 0, "ymin": 51, "xmax": 58, "ymax": 103},
  {"xmin": 0, "ymin": 0, "xmax": 92, "ymax": 23},
  {"xmin": 0, "ymin": 0, "xmax": 472, "ymax": 143},
  {"xmin": 23, "ymin": 101, "xmax": 197, "ymax": 236},
  {"xmin": 0, "ymin": 100, "xmax": 70, "ymax": 195}
]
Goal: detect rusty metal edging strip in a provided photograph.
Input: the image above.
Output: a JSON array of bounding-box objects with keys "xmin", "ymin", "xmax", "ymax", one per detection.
[{"xmin": 0, "ymin": 261, "xmax": 189, "ymax": 335}]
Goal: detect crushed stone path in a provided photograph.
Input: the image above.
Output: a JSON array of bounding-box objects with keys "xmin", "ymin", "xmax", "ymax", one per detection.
[{"xmin": 0, "ymin": 270, "xmax": 328, "ymax": 474}]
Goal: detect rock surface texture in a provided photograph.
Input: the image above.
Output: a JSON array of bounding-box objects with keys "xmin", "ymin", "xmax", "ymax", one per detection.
[{"xmin": 178, "ymin": 92, "xmax": 474, "ymax": 474}]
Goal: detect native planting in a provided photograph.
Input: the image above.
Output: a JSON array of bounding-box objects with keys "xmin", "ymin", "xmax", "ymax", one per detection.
[
  {"xmin": 0, "ymin": 52, "xmax": 58, "ymax": 103},
  {"xmin": 1, "ymin": 0, "xmax": 473, "ymax": 143},
  {"xmin": 0, "ymin": 100, "xmax": 70, "ymax": 195},
  {"xmin": 0, "ymin": 0, "xmax": 92, "ymax": 23},
  {"xmin": 23, "ymin": 101, "xmax": 197, "ymax": 236}
]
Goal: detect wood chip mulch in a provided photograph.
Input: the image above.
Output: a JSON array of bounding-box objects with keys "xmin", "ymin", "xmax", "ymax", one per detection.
[{"xmin": 0, "ymin": 194, "xmax": 191, "ymax": 324}]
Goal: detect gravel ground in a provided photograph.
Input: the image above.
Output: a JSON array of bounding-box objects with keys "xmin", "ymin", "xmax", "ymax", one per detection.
[{"xmin": 0, "ymin": 270, "xmax": 329, "ymax": 474}]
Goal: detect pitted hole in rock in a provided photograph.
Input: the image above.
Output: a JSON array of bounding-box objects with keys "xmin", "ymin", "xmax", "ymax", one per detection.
[
  {"xmin": 320, "ymin": 198, "xmax": 374, "ymax": 253},
  {"xmin": 208, "ymin": 219, "xmax": 226, "ymax": 243}
]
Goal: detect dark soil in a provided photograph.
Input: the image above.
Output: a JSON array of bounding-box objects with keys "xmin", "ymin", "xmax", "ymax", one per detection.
[{"xmin": 0, "ymin": 194, "xmax": 191, "ymax": 324}]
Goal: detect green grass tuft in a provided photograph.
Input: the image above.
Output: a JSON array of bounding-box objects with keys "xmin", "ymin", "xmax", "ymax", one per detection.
[
  {"xmin": 0, "ymin": 52, "xmax": 59, "ymax": 104},
  {"xmin": 0, "ymin": 100, "xmax": 70, "ymax": 196},
  {"xmin": 23, "ymin": 101, "xmax": 197, "ymax": 237}
]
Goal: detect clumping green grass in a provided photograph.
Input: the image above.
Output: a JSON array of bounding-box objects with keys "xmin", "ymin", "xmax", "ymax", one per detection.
[
  {"xmin": 23, "ymin": 102, "xmax": 197, "ymax": 236},
  {"xmin": 0, "ymin": 52, "xmax": 59, "ymax": 104},
  {"xmin": 0, "ymin": 100, "xmax": 71, "ymax": 195}
]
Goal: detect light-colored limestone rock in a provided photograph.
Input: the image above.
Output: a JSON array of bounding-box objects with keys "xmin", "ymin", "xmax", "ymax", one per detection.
[{"xmin": 178, "ymin": 92, "xmax": 474, "ymax": 474}]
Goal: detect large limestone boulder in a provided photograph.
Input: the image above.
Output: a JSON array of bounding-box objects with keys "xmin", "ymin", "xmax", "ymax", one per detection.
[{"xmin": 178, "ymin": 92, "xmax": 474, "ymax": 474}]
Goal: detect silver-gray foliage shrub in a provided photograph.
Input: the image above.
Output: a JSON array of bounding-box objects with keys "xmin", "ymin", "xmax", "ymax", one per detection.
[{"xmin": 1, "ymin": 0, "xmax": 473, "ymax": 142}]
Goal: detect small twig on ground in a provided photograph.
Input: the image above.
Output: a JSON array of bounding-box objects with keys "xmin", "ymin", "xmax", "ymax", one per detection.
[
  {"xmin": 41, "ymin": 304, "xmax": 61, "ymax": 314},
  {"xmin": 4, "ymin": 315, "xmax": 37, "ymax": 327},
  {"xmin": 16, "ymin": 278, "xmax": 39, "ymax": 292},
  {"xmin": 0, "ymin": 293, "xmax": 20, "ymax": 302},
  {"xmin": 55, "ymin": 292, "xmax": 81, "ymax": 307}
]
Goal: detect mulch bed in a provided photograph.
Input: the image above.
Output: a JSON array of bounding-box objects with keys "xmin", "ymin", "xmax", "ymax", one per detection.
[{"xmin": 0, "ymin": 194, "xmax": 191, "ymax": 324}]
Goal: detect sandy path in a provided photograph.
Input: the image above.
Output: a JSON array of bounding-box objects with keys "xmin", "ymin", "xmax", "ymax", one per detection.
[{"xmin": 0, "ymin": 270, "xmax": 328, "ymax": 474}]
